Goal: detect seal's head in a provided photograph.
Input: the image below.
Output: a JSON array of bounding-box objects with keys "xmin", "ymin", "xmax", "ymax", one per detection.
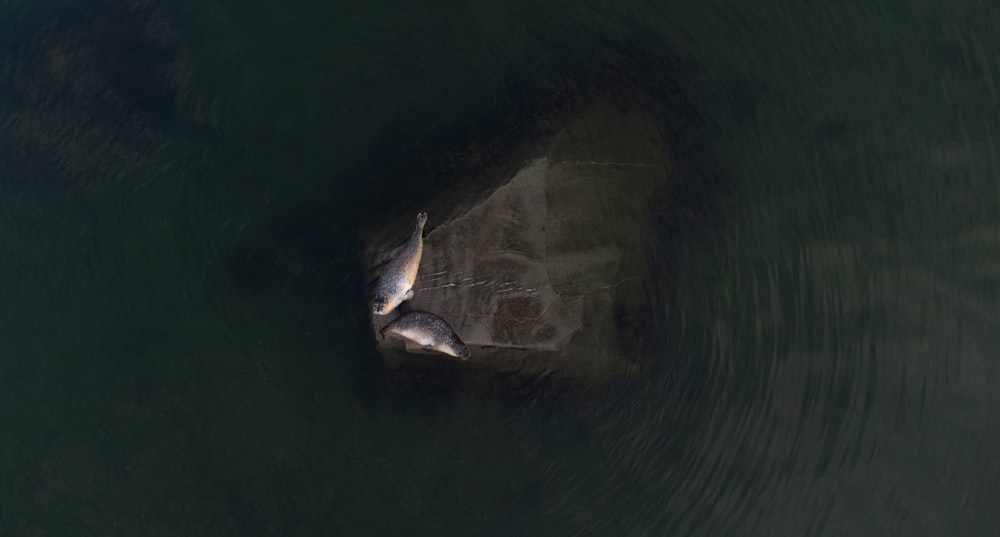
[
  {"xmin": 372, "ymin": 295, "xmax": 391, "ymax": 315},
  {"xmin": 450, "ymin": 341, "xmax": 471, "ymax": 361}
]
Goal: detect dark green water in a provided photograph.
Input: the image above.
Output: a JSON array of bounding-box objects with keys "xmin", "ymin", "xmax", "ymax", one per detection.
[{"xmin": 2, "ymin": 1, "xmax": 999, "ymax": 535}]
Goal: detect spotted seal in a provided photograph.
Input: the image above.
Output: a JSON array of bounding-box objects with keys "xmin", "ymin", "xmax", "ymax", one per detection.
[
  {"xmin": 380, "ymin": 310, "xmax": 470, "ymax": 360},
  {"xmin": 372, "ymin": 212, "xmax": 427, "ymax": 315}
]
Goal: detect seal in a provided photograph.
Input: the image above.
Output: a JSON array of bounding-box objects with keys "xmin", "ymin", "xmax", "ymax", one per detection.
[
  {"xmin": 372, "ymin": 212, "xmax": 427, "ymax": 315},
  {"xmin": 380, "ymin": 310, "xmax": 471, "ymax": 360}
]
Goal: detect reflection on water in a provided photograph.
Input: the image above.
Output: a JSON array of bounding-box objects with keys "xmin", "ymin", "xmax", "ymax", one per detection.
[{"xmin": 1, "ymin": 0, "xmax": 999, "ymax": 536}]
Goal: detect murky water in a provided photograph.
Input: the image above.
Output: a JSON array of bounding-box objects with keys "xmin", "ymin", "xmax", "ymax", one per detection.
[{"xmin": 2, "ymin": 1, "xmax": 998, "ymax": 535}]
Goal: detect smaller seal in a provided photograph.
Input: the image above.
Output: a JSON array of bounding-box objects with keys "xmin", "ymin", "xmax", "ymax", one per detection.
[
  {"xmin": 380, "ymin": 310, "xmax": 471, "ymax": 360},
  {"xmin": 372, "ymin": 212, "xmax": 427, "ymax": 315}
]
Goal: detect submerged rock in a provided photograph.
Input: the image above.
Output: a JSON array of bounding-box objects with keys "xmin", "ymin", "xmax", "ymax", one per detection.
[{"xmin": 363, "ymin": 98, "xmax": 670, "ymax": 380}]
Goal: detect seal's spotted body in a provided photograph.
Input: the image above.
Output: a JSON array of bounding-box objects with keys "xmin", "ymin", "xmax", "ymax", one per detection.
[
  {"xmin": 380, "ymin": 311, "xmax": 470, "ymax": 360},
  {"xmin": 373, "ymin": 212, "xmax": 427, "ymax": 315}
]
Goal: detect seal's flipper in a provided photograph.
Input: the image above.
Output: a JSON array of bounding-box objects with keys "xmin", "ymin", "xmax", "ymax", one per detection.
[{"xmin": 402, "ymin": 288, "xmax": 414, "ymax": 301}]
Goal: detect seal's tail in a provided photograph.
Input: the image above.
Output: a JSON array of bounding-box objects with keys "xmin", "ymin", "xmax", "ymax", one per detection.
[{"xmin": 378, "ymin": 324, "xmax": 393, "ymax": 340}]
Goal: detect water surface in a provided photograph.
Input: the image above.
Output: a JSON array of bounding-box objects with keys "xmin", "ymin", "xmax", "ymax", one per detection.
[{"xmin": 1, "ymin": 1, "xmax": 998, "ymax": 535}]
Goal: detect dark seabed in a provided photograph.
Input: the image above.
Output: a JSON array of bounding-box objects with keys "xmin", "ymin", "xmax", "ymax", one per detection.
[{"xmin": 2, "ymin": 0, "xmax": 999, "ymax": 536}]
